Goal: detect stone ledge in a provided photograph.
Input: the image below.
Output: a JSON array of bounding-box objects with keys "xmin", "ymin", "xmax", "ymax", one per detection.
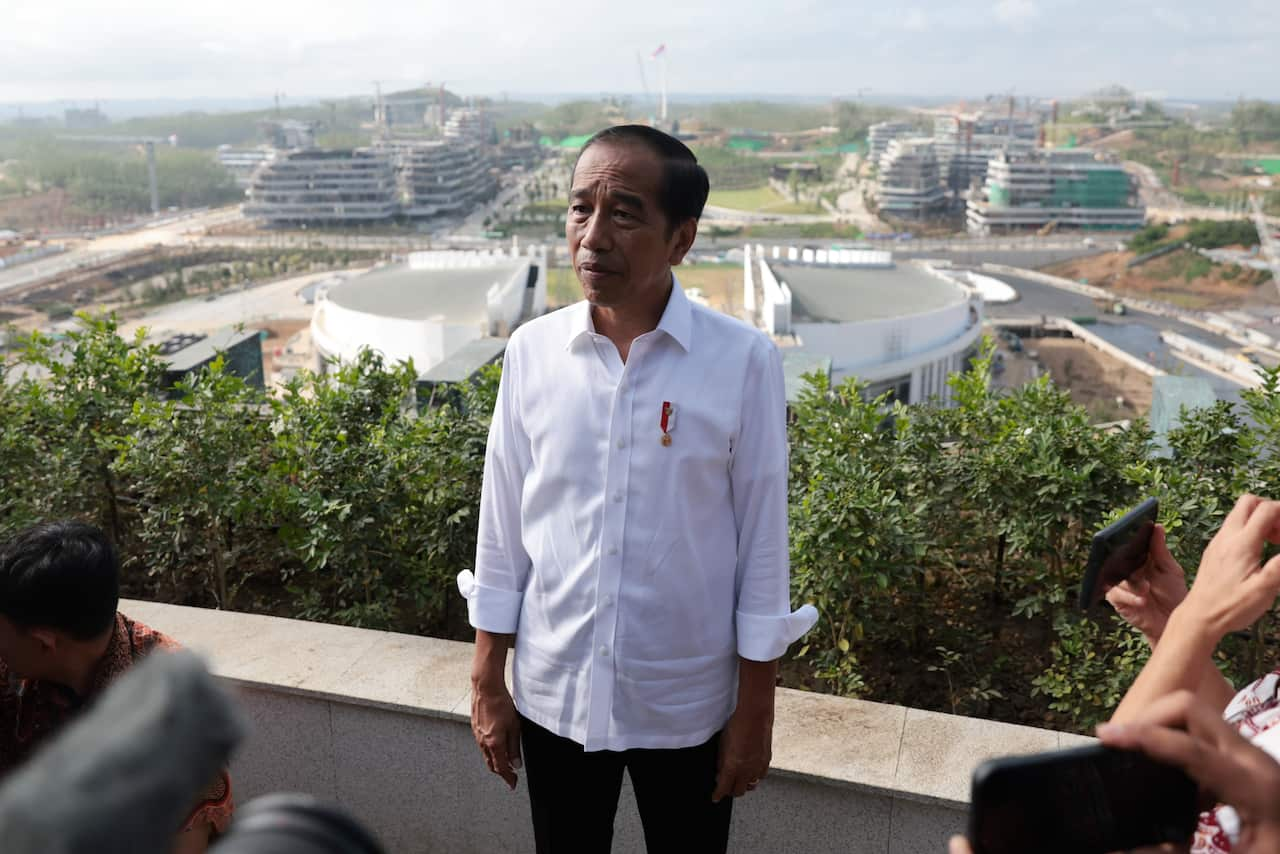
[{"xmin": 122, "ymin": 599, "xmax": 1093, "ymax": 808}]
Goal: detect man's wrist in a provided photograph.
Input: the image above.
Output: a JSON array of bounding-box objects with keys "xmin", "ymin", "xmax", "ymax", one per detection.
[
  {"xmin": 471, "ymin": 630, "xmax": 512, "ymax": 692},
  {"xmin": 735, "ymin": 657, "xmax": 778, "ymax": 720}
]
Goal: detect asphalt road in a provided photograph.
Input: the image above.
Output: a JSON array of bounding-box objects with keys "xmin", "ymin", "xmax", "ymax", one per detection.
[{"xmin": 983, "ymin": 271, "xmax": 1246, "ymax": 405}]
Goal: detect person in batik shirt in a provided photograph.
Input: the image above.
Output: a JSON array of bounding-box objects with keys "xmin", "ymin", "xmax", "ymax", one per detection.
[
  {"xmin": 1106, "ymin": 494, "xmax": 1280, "ymax": 852},
  {"xmin": 0, "ymin": 520, "xmax": 232, "ymax": 853}
]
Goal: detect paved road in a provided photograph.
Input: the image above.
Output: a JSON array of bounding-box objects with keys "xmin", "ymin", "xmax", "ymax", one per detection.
[
  {"xmin": 115, "ymin": 269, "xmax": 346, "ymax": 339},
  {"xmin": 0, "ymin": 207, "xmax": 244, "ymax": 297},
  {"xmin": 983, "ymin": 271, "xmax": 1245, "ymax": 404}
]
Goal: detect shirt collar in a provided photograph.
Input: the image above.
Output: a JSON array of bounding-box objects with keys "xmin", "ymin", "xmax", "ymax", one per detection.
[{"xmin": 564, "ymin": 272, "xmax": 693, "ymax": 353}]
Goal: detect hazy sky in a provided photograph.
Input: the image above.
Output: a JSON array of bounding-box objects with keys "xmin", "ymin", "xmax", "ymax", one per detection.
[{"xmin": 3, "ymin": 0, "xmax": 1277, "ymax": 104}]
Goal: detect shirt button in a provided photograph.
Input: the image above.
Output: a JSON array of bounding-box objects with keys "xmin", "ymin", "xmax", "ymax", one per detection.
[
  {"xmin": 603, "ymin": 594, "xmax": 614, "ymax": 606},
  {"xmin": 612, "ymin": 491, "xmax": 623, "ymax": 503},
  {"xmin": 607, "ymin": 545, "xmax": 618, "ymax": 556},
  {"xmin": 616, "ymin": 439, "xmax": 626, "ymax": 449},
  {"xmin": 599, "ymin": 645, "xmax": 610, "ymax": 657}
]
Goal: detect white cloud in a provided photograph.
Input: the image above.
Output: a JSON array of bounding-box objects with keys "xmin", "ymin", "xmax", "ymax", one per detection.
[
  {"xmin": 903, "ymin": 9, "xmax": 929, "ymax": 31},
  {"xmin": 993, "ymin": 0, "xmax": 1038, "ymax": 26}
]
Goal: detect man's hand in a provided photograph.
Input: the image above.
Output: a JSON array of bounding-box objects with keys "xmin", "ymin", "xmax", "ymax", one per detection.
[
  {"xmin": 1106, "ymin": 524, "xmax": 1188, "ymax": 645},
  {"xmin": 1099, "ymin": 690, "xmax": 1280, "ymax": 854},
  {"xmin": 470, "ymin": 629, "xmax": 521, "ymax": 790},
  {"xmin": 712, "ymin": 657, "xmax": 778, "ymax": 802},
  {"xmin": 712, "ymin": 705, "xmax": 773, "ymax": 802},
  {"xmin": 471, "ymin": 680, "xmax": 522, "ymax": 790}
]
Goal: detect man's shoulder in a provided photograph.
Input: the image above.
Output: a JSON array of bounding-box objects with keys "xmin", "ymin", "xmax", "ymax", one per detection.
[
  {"xmin": 119, "ymin": 613, "xmax": 182, "ymax": 658},
  {"xmin": 507, "ymin": 302, "xmax": 581, "ymax": 358},
  {"xmin": 688, "ymin": 301, "xmax": 775, "ymax": 358}
]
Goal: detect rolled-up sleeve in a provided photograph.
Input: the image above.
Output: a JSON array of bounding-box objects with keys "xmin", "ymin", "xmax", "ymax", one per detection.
[
  {"xmin": 731, "ymin": 336, "xmax": 819, "ymax": 662},
  {"xmin": 460, "ymin": 339, "xmax": 533, "ymax": 634}
]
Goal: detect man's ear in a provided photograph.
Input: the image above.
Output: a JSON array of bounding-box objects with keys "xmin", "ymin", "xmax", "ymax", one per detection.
[
  {"xmin": 28, "ymin": 628, "xmax": 59, "ymax": 654},
  {"xmin": 667, "ymin": 218, "xmax": 698, "ymax": 267}
]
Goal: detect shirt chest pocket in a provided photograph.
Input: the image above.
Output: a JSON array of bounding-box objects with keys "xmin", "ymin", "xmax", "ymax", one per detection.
[{"xmin": 636, "ymin": 393, "xmax": 736, "ymax": 491}]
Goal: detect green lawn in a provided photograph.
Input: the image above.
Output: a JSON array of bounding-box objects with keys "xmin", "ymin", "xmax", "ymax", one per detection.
[{"xmin": 706, "ymin": 185, "xmax": 822, "ymax": 215}]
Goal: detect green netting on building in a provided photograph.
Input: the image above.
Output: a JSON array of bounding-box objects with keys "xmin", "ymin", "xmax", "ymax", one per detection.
[
  {"xmin": 728, "ymin": 138, "xmax": 767, "ymax": 152},
  {"xmin": 556, "ymin": 134, "xmax": 594, "ymax": 149},
  {"xmin": 1048, "ymin": 169, "xmax": 1131, "ymax": 209},
  {"xmin": 987, "ymin": 184, "xmax": 1011, "ymax": 207},
  {"xmin": 837, "ymin": 142, "xmax": 864, "ymax": 153},
  {"xmin": 1247, "ymin": 158, "xmax": 1280, "ymax": 176}
]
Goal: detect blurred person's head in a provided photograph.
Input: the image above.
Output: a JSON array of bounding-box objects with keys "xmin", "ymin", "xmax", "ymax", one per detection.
[
  {"xmin": 568, "ymin": 125, "xmax": 708, "ymax": 311},
  {"xmin": 0, "ymin": 520, "xmax": 119, "ymax": 683}
]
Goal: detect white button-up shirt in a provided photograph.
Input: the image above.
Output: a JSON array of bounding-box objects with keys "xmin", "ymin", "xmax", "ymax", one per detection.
[{"xmin": 459, "ymin": 278, "xmax": 817, "ymax": 752}]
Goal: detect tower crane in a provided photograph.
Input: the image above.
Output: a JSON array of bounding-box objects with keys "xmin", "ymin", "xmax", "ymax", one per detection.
[
  {"xmin": 1249, "ymin": 194, "xmax": 1280, "ymax": 299},
  {"xmin": 57, "ymin": 134, "xmax": 175, "ymax": 215}
]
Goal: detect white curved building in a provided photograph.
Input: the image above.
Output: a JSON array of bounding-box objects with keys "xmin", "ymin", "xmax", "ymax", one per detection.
[
  {"xmin": 745, "ymin": 247, "xmax": 982, "ymax": 405},
  {"xmin": 310, "ymin": 249, "xmax": 547, "ymax": 374}
]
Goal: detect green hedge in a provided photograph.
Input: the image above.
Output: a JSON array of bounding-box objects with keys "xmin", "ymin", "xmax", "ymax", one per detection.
[{"xmin": 4, "ymin": 321, "xmax": 1279, "ymax": 732}]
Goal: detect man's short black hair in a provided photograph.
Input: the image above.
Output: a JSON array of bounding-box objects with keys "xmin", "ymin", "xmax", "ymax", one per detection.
[
  {"xmin": 574, "ymin": 125, "xmax": 711, "ymax": 230},
  {"xmin": 0, "ymin": 521, "xmax": 119, "ymax": 640}
]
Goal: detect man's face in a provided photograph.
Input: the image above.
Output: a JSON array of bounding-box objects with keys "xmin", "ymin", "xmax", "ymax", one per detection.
[
  {"xmin": 567, "ymin": 141, "xmax": 693, "ymax": 309},
  {"xmin": 0, "ymin": 616, "xmax": 50, "ymax": 681}
]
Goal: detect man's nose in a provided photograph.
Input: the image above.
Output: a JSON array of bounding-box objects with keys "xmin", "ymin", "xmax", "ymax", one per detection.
[{"xmin": 579, "ymin": 210, "xmax": 612, "ymax": 252}]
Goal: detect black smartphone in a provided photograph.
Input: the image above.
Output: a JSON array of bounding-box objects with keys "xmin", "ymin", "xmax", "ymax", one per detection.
[
  {"xmin": 1078, "ymin": 497, "xmax": 1159, "ymax": 610},
  {"xmin": 969, "ymin": 744, "xmax": 1198, "ymax": 854}
]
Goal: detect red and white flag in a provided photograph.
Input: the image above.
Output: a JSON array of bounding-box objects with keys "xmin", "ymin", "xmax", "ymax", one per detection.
[{"xmin": 651, "ymin": 44, "xmax": 666, "ymax": 59}]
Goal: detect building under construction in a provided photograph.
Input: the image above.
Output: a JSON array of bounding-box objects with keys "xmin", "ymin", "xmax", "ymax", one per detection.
[
  {"xmin": 867, "ymin": 121, "xmax": 917, "ymax": 164},
  {"xmin": 932, "ymin": 115, "xmax": 1037, "ymax": 195},
  {"xmin": 874, "ymin": 138, "xmax": 947, "ymax": 219},
  {"xmin": 443, "ymin": 109, "xmax": 492, "ymax": 144},
  {"xmin": 244, "ymin": 148, "xmax": 401, "ymax": 224},
  {"xmin": 386, "ymin": 138, "xmax": 496, "ymax": 218},
  {"xmin": 966, "ymin": 149, "xmax": 1145, "ymax": 234},
  {"xmin": 245, "ymin": 138, "xmax": 499, "ymax": 225}
]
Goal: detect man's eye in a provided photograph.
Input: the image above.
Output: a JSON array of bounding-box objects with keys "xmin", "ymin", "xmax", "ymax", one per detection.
[
  {"xmin": 571, "ymin": 205, "xmax": 590, "ymax": 215},
  {"xmin": 613, "ymin": 210, "xmax": 635, "ymax": 221}
]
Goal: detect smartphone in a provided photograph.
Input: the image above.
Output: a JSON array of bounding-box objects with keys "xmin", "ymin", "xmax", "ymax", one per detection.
[
  {"xmin": 969, "ymin": 744, "xmax": 1198, "ymax": 854},
  {"xmin": 1078, "ymin": 497, "xmax": 1159, "ymax": 610}
]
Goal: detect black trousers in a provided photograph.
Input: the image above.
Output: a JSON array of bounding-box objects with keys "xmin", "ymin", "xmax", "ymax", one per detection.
[{"xmin": 520, "ymin": 715, "xmax": 733, "ymax": 854}]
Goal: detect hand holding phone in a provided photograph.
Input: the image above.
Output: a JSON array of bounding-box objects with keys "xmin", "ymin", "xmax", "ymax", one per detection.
[
  {"xmin": 1104, "ymin": 523, "xmax": 1187, "ymax": 644},
  {"xmin": 1098, "ymin": 690, "xmax": 1280, "ymax": 854},
  {"xmin": 1079, "ymin": 498, "xmax": 1158, "ymax": 610},
  {"xmin": 968, "ymin": 743, "xmax": 1198, "ymax": 854}
]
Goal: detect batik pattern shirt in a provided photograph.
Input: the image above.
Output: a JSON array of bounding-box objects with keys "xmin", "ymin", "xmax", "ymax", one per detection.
[
  {"xmin": 1192, "ymin": 670, "xmax": 1280, "ymax": 853},
  {"xmin": 0, "ymin": 612, "xmax": 234, "ymax": 834}
]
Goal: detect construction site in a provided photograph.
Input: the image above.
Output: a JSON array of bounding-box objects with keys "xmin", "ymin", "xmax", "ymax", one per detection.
[{"xmin": 866, "ymin": 98, "xmax": 1146, "ymax": 233}]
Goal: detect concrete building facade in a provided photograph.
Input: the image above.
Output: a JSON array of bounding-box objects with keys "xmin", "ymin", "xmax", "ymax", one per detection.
[
  {"xmin": 245, "ymin": 138, "xmax": 499, "ymax": 224},
  {"xmin": 388, "ymin": 138, "xmax": 496, "ymax": 218},
  {"xmin": 875, "ymin": 138, "xmax": 948, "ymax": 219},
  {"xmin": 216, "ymin": 145, "xmax": 278, "ymax": 189},
  {"xmin": 867, "ymin": 121, "xmax": 917, "ymax": 164},
  {"xmin": 931, "ymin": 115, "xmax": 1039, "ymax": 196},
  {"xmin": 747, "ymin": 248, "xmax": 983, "ymax": 405},
  {"xmin": 444, "ymin": 109, "xmax": 492, "ymax": 144},
  {"xmin": 310, "ymin": 248, "xmax": 547, "ymax": 376},
  {"xmin": 245, "ymin": 148, "xmax": 400, "ymax": 225}
]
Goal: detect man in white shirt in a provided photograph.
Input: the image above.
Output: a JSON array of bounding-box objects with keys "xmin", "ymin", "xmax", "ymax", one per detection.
[{"xmin": 460, "ymin": 124, "xmax": 817, "ymax": 853}]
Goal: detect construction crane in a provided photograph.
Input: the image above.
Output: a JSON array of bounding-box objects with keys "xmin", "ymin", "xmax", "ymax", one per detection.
[
  {"xmin": 1249, "ymin": 193, "xmax": 1280, "ymax": 299},
  {"xmin": 372, "ymin": 82, "xmax": 457, "ymax": 133},
  {"xmin": 57, "ymin": 134, "xmax": 175, "ymax": 215}
]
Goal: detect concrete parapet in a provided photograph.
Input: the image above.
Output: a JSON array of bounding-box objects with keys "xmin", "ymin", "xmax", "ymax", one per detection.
[{"xmin": 117, "ymin": 599, "xmax": 1093, "ymax": 854}]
